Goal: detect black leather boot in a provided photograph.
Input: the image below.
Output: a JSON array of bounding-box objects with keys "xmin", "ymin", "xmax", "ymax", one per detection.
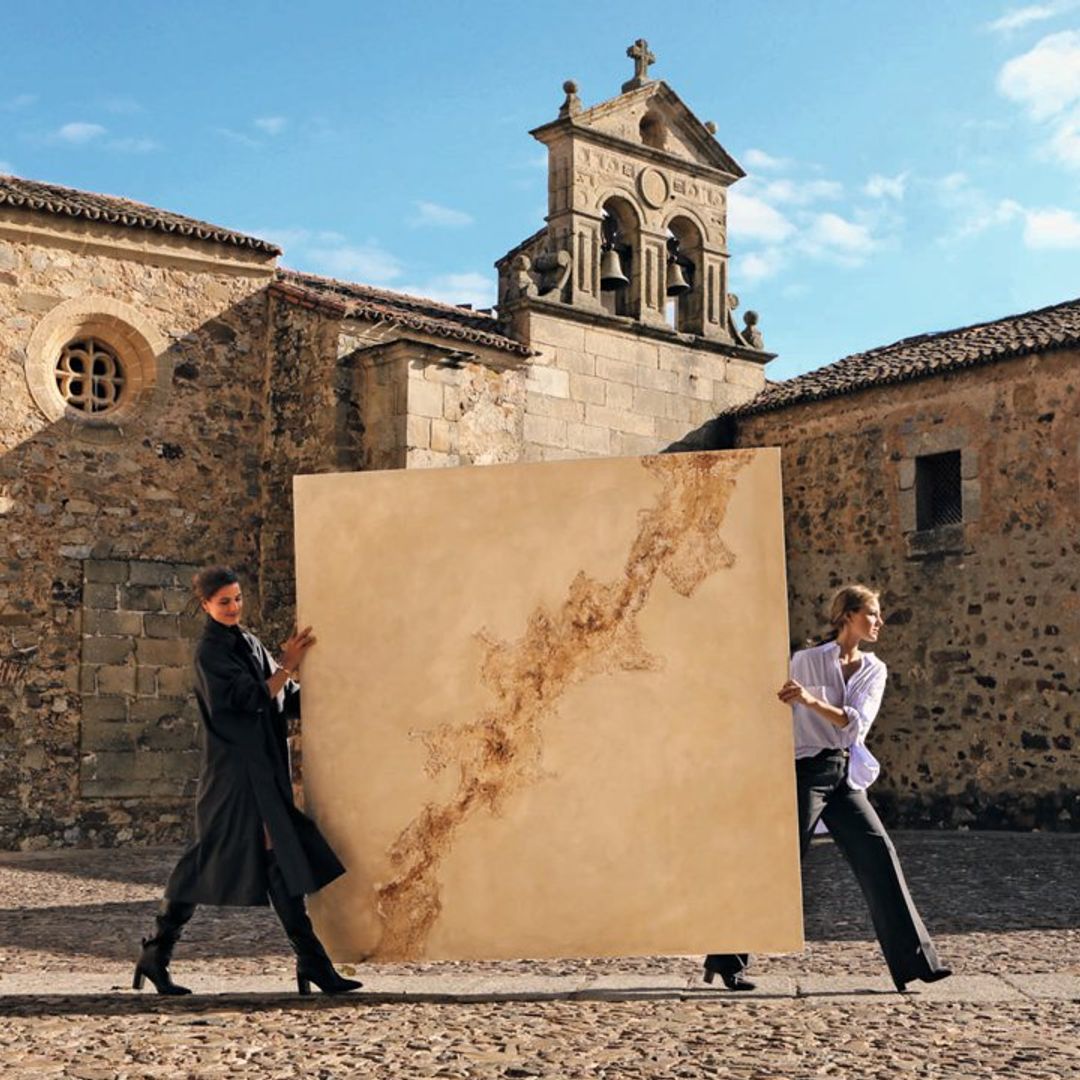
[
  {"xmin": 703, "ymin": 953, "xmax": 756, "ymax": 991},
  {"xmin": 266, "ymin": 857, "xmax": 362, "ymax": 995},
  {"xmin": 133, "ymin": 900, "xmax": 196, "ymax": 995}
]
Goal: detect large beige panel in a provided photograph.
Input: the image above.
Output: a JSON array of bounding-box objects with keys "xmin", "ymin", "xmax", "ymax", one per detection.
[{"xmin": 294, "ymin": 449, "xmax": 802, "ymax": 961}]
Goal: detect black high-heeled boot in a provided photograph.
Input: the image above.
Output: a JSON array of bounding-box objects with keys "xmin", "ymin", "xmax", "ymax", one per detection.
[
  {"xmin": 133, "ymin": 899, "xmax": 196, "ymax": 995},
  {"xmin": 266, "ymin": 857, "xmax": 362, "ymax": 996},
  {"xmin": 703, "ymin": 953, "xmax": 756, "ymax": 991}
]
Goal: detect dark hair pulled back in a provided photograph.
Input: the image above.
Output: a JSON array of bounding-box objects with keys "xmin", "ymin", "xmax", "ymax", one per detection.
[{"xmin": 192, "ymin": 565, "xmax": 239, "ymax": 603}]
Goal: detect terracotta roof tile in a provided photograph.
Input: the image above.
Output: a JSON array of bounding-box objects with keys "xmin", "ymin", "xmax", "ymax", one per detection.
[
  {"xmin": 0, "ymin": 173, "xmax": 280, "ymax": 255},
  {"xmin": 725, "ymin": 297, "xmax": 1080, "ymax": 417},
  {"xmin": 275, "ymin": 269, "xmax": 532, "ymax": 357}
]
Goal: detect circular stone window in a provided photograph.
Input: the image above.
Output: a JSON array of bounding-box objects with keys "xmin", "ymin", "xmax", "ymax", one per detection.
[
  {"xmin": 55, "ymin": 337, "xmax": 126, "ymax": 414},
  {"xmin": 25, "ymin": 297, "xmax": 169, "ymax": 439}
]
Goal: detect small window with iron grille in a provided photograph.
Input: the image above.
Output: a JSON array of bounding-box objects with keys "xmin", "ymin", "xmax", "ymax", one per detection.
[{"xmin": 915, "ymin": 450, "xmax": 962, "ymax": 530}]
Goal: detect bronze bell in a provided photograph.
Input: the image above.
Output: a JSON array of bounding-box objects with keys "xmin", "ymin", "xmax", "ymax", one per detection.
[
  {"xmin": 666, "ymin": 259, "xmax": 691, "ymax": 297},
  {"xmin": 600, "ymin": 247, "xmax": 630, "ymax": 290}
]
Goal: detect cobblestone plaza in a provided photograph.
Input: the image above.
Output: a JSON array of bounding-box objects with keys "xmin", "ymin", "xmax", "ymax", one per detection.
[{"xmin": 1, "ymin": 832, "xmax": 1076, "ymax": 1078}]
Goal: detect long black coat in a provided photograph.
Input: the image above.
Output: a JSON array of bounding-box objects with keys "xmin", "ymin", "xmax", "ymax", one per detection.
[{"xmin": 164, "ymin": 618, "xmax": 345, "ymax": 906}]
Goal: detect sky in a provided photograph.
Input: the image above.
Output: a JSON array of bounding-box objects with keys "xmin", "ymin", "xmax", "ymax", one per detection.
[{"xmin": 1, "ymin": 0, "xmax": 1078, "ymax": 380}]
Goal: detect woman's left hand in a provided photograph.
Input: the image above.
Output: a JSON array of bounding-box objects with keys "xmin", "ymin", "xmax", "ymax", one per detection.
[{"xmin": 777, "ymin": 679, "xmax": 816, "ymax": 707}]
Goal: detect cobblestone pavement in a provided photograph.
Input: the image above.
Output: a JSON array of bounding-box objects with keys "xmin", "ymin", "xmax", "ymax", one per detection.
[{"xmin": 0, "ymin": 832, "xmax": 1077, "ymax": 1078}]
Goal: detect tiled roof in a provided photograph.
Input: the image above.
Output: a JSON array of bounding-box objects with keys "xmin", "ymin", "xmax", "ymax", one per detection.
[
  {"xmin": 724, "ymin": 297, "xmax": 1080, "ymax": 417},
  {"xmin": 0, "ymin": 174, "xmax": 281, "ymax": 255},
  {"xmin": 274, "ymin": 270, "xmax": 533, "ymax": 357}
]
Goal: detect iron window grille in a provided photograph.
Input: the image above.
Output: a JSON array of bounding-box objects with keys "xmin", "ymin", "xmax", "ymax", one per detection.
[{"xmin": 915, "ymin": 450, "xmax": 963, "ymax": 530}]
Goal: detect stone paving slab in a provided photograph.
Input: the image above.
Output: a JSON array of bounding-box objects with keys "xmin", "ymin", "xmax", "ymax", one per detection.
[{"xmin": 1002, "ymin": 973, "xmax": 1080, "ymax": 1000}]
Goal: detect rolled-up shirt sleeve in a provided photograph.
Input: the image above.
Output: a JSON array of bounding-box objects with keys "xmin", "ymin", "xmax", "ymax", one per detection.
[{"xmin": 841, "ymin": 663, "xmax": 887, "ymax": 744}]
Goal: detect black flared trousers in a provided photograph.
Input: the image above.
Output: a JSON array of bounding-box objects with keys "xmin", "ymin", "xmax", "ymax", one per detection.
[{"xmin": 708, "ymin": 749, "xmax": 943, "ymax": 984}]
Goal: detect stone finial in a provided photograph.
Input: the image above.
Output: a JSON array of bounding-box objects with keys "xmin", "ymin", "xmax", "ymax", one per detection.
[
  {"xmin": 621, "ymin": 38, "xmax": 656, "ymax": 93},
  {"xmin": 704, "ymin": 120, "xmax": 717, "ymax": 135},
  {"xmin": 559, "ymin": 80, "xmax": 582, "ymax": 118},
  {"xmin": 743, "ymin": 310, "xmax": 764, "ymax": 350}
]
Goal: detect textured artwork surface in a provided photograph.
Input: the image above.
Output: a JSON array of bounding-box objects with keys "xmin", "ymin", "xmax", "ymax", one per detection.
[{"xmin": 294, "ymin": 450, "xmax": 802, "ymax": 961}]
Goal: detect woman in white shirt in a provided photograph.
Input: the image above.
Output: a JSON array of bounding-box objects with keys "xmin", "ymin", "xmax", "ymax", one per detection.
[{"xmin": 705, "ymin": 584, "xmax": 952, "ymax": 993}]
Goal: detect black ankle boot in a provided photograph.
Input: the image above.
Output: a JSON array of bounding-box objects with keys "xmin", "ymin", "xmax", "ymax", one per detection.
[
  {"xmin": 266, "ymin": 858, "xmax": 362, "ymax": 996},
  {"xmin": 133, "ymin": 900, "xmax": 196, "ymax": 995},
  {"xmin": 702, "ymin": 954, "xmax": 756, "ymax": 992}
]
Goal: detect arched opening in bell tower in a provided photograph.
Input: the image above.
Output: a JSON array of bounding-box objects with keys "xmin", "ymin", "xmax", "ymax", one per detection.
[
  {"xmin": 599, "ymin": 197, "xmax": 640, "ymax": 318},
  {"xmin": 665, "ymin": 216, "xmax": 704, "ymax": 334}
]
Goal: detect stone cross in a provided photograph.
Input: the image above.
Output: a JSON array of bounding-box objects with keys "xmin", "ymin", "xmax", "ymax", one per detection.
[{"xmin": 622, "ymin": 38, "xmax": 656, "ymax": 92}]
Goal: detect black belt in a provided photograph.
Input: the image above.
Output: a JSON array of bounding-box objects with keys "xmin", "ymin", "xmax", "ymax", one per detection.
[{"xmin": 800, "ymin": 748, "xmax": 850, "ymax": 762}]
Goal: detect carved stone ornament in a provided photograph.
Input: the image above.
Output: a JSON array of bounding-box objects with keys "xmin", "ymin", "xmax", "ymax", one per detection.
[
  {"xmin": 743, "ymin": 310, "xmax": 764, "ymax": 350},
  {"xmin": 533, "ymin": 249, "xmax": 573, "ymax": 297},
  {"xmin": 637, "ymin": 166, "xmax": 669, "ymax": 209},
  {"xmin": 509, "ymin": 254, "xmax": 537, "ymax": 300}
]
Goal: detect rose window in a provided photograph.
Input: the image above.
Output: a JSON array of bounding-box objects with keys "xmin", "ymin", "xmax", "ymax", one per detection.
[{"xmin": 55, "ymin": 338, "xmax": 126, "ymax": 414}]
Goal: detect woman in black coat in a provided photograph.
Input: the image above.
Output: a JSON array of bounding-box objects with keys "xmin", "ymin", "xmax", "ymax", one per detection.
[{"xmin": 133, "ymin": 565, "xmax": 360, "ymax": 996}]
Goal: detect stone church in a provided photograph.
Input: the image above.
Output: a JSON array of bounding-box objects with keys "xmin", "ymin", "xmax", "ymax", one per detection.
[{"xmin": 0, "ymin": 43, "xmax": 1075, "ymax": 848}]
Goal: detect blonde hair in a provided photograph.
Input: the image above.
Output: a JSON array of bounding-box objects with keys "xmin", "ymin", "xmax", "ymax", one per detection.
[{"xmin": 828, "ymin": 584, "xmax": 880, "ymax": 633}]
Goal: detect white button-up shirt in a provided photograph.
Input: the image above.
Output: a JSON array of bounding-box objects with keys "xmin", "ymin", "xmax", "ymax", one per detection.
[{"xmin": 790, "ymin": 641, "xmax": 887, "ymax": 790}]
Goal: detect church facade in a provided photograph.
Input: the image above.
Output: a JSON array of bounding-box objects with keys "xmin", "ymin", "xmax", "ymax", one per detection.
[{"xmin": 0, "ymin": 44, "xmax": 1075, "ymax": 848}]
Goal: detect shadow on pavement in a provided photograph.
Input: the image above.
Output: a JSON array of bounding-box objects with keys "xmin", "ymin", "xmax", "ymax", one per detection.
[{"xmin": 0, "ymin": 986, "xmax": 887, "ymax": 1016}]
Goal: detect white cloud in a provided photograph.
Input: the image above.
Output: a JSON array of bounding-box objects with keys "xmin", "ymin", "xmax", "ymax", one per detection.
[
  {"xmin": 254, "ymin": 116, "xmax": 287, "ymax": 135},
  {"xmin": 395, "ymin": 272, "xmax": 495, "ymax": 308},
  {"xmin": 410, "ymin": 201, "xmax": 475, "ymax": 228},
  {"xmin": 998, "ymin": 32, "xmax": 1080, "ymax": 168},
  {"xmin": 939, "ymin": 171, "xmax": 969, "ymax": 192},
  {"xmin": 728, "ymin": 190, "xmax": 796, "ymax": 242},
  {"xmin": 299, "ymin": 242, "xmax": 403, "ymax": 284},
  {"xmin": 1048, "ymin": 109, "xmax": 1080, "ymax": 165},
  {"xmin": 54, "ymin": 122, "xmax": 106, "ymax": 144},
  {"xmin": 2, "ymin": 93, "xmax": 36, "ymax": 111},
  {"xmin": 864, "ymin": 172, "xmax": 909, "ymax": 200},
  {"xmin": 1023, "ymin": 206, "xmax": 1080, "ymax": 246},
  {"xmin": 938, "ymin": 174, "xmax": 1080, "ymax": 247},
  {"xmin": 215, "ymin": 127, "xmax": 260, "ymax": 148},
  {"xmin": 932, "ymin": 174, "xmax": 1077, "ymax": 247},
  {"xmin": 944, "ymin": 196, "xmax": 1024, "ymax": 244},
  {"xmin": 998, "ymin": 30, "xmax": 1080, "ymax": 119},
  {"xmin": 265, "ymin": 222, "xmax": 493, "ymax": 304},
  {"xmin": 801, "ymin": 212, "xmax": 876, "ymax": 264},
  {"xmin": 986, "ymin": 1, "xmax": 1080, "ymax": 34},
  {"xmin": 743, "ymin": 147, "xmax": 790, "ymax": 170},
  {"xmin": 736, "ymin": 248, "xmax": 787, "ymax": 284},
  {"xmin": 758, "ymin": 178, "xmax": 843, "ymax": 205}
]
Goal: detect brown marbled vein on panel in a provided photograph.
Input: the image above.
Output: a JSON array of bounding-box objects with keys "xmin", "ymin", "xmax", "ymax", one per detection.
[{"xmin": 372, "ymin": 451, "xmax": 752, "ymax": 959}]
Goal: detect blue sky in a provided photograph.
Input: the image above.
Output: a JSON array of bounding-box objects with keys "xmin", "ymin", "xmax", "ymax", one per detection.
[{"xmin": 2, "ymin": 0, "xmax": 1078, "ymax": 379}]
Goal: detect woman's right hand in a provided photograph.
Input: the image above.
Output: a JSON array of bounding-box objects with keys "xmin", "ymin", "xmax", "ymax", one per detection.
[
  {"xmin": 280, "ymin": 626, "xmax": 316, "ymax": 674},
  {"xmin": 778, "ymin": 679, "xmax": 816, "ymax": 707}
]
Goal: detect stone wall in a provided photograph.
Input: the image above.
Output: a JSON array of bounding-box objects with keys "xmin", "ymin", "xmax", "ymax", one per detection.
[
  {"xmin": 79, "ymin": 558, "xmax": 201, "ymax": 815},
  {"xmin": 514, "ymin": 309, "xmax": 764, "ymax": 460},
  {"xmin": 0, "ymin": 221, "xmax": 275, "ymax": 848},
  {"xmin": 733, "ymin": 349, "xmax": 1079, "ymax": 830}
]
